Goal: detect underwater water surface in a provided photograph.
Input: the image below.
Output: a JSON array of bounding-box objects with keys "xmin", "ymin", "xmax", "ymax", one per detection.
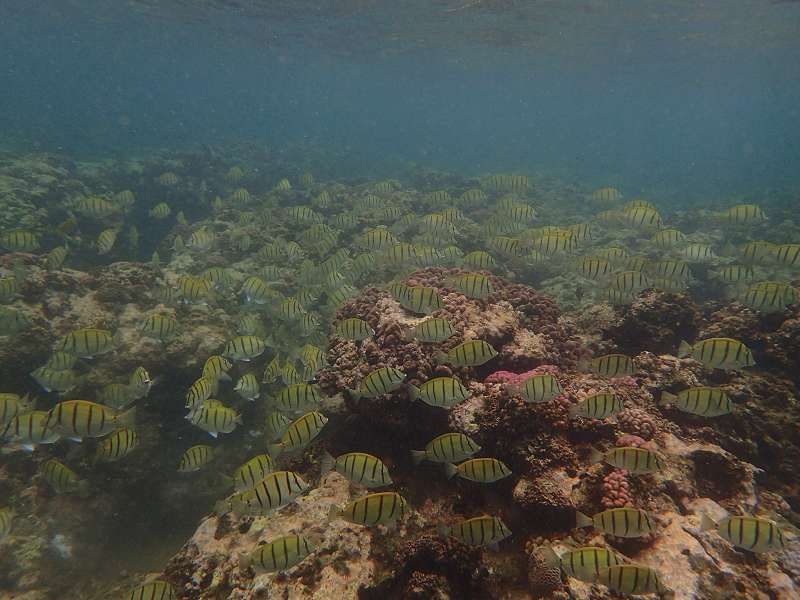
[{"xmin": 0, "ymin": 1, "xmax": 799, "ymax": 599}]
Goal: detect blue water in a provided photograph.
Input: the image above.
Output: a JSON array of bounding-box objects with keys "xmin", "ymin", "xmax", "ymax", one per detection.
[{"xmin": 2, "ymin": 1, "xmax": 800, "ymax": 194}]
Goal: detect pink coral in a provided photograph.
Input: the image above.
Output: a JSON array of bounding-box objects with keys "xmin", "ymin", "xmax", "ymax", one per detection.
[
  {"xmin": 484, "ymin": 364, "xmax": 561, "ymax": 385},
  {"xmin": 618, "ymin": 407, "xmax": 659, "ymax": 440},
  {"xmin": 601, "ymin": 469, "xmax": 634, "ymax": 508}
]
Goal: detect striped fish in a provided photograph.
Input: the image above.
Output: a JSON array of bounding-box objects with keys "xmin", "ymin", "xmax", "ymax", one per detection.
[
  {"xmin": 596, "ymin": 564, "xmax": 671, "ymax": 595},
  {"xmin": 30, "ymin": 366, "xmax": 83, "ymax": 394},
  {"xmin": 648, "ymin": 259, "xmax": 691, "ymax": 281},
  {"xmin": 40, "ymin": 458, "xmax": 88, "ymax": 495},
  {"xmin": 274, "ymin": 383, "xmax": 321, "ymax": 412},
  {"xmin": 177, "ymin": 276, "xmax": 214, "ymax": 303},
  {"xmin": 0, "ymin": 229, "xmax": 39, "ymax": 251},
  {"xmin": 682, "ymin": 242, "xmax": 716, "ymax": 262},
  {"xmin": 0, "ymin": 393, "xmax": 29, "ymax": 428},
  {"xmin": 331, "ymin": 492, "xmax": 408, "ymax": 526},
  {"xmin": 44, "ymin": 400, "xmax": 135, "ymax": 439},
  {"xmin": 55, "ymin": 328, "xmax": 115, "ymax": 358},
  {"xmin": 508, "ymin": 374, "xmax": 563, "ymax": 404},
  {"xmin": 411, "ymin": 432, "xmax": 481, "ymax": 465},
  {"xmin": 234, "ymin": 373, "xmax": 260, "ymax": 401},
  {"xmin": 281, "ymin": 361, "xmax": 303, "ymax": 385},
  {"xmin": 177, "ymin": 445, "xmax": 215, "ymax": 472},
  {"xmin": 590, "ymin": 446, "xmax": 664, "ymax": 474},
  {"xmin": 240, "ymin": 535, "xmax": 315, "ymax": 573},
  {"xmin": 334, "ymin": 317, "xmax": 374, "ymax": 341},
  {"xmin": 409, "ymin": 317, "xmax": 457, "ymax": 343},
  {"xmin": 240, "ymin": 276, "xmax": 274, "ymax": 304},
  {"xmin": 439, "ymin": 515, "xmax": 512, "ymax": 547},
  {"xmin": 360, "ymin": 228, "xmax": 397, "ymax": 250},
  {"xmin": 701, "ymin": 513, "xmax": 787, "ymax": 553},
  {"xmin": 128, "ymin": 366, "xmax": 152, "ymax": 400},
  {"xmin": 139, "ymin": 314, "xmax": 178, "ymax": 340},
  {"xmin": 449, "ymin": 273, "xmax": 493, "ymax": 299},
  {"xmin": 265, "ymin": 411, "xmax": 291, "ymax": 441},
  {"xmin": 715, "ymin": 264, "xmax": 755, "ymax": 284},
  {"xmin": 624, "ymin": 199, "xmax": 656, "ymax": 211},
  {"xmin": 95, "ymin": 428, "xmax": 139, "ymax": 462},
  {"xmin": 739, "ymin": 240, "xmax": 777, "ymax": 263},
  {"xmin": 184, "ymin": 376, "xmax": 217, "ymax": 408},
  {"xmin": 622, "ymin": 206, "xmax": 662, "ymax": 230},
  {"xmin": 437, "ymin": 340, "xmax": 498, "ymax": 367},
  {"xmin": 349, "ymin": 367, "xmax": 406, "ymax": 399},
  {"xmin": 0, "ymin": 507, "xmax": 13, "ymax": 541},
  {"xmin": 96, "ymin": 383, "xmax": 136, "ymax": 409},
  {"xmin": 773, "ymin": 243, "xmax": 800, "ymax": 266},
  {"xmin": 610, "ymin": 270, "xmax": 650, "ymax": 293},
  {"xmin": 651, "ymin": 228, "xmax": 686, "ymax": 248},
  {"xmin": 399, "ymin": 286, "xmax": 443, "ymax": 314},
  {"xmin": 46, "ymin": 246, "xmax": 68, "ymax": 270},
  {"xmin": 97, "ymin": 228, "xmax": 118, "ymax": 255},
  {"xmin": 219, "ymin": 471, "xmax": 309, "ymax": 516},
  {"xmin": 589, "ymin": 354, "xmax": 636, "ymax": 377},
  {"xmin": 716, "ymin": 203, "xmax": 767, "ymax": 224},
  {"xmin": 660, "ymin": 387, "xmax": 733, "ymax": 417},
  {"xmin": 462, "ymin": 251, "xmax": 497, "ymax": 270},
  {"xmin": 576, "ymin": 507, "xmax": 655, "ymax": 538},
  {"xmin": 590, "ymin": 187, "xmax": 623, "ymax": 204},
  {"xmin": 569, "ymin": 392, "xmax": 623, "ymax": 420},
  {"xmin": 1, "ymin": 410, "xmax": 61, "ymax": 449},
  {"xmin": 739, "ymin": 281, "xmax": 797, "ymax": 313},
  {"xmin": 539, "ymin": 546, "xmax": 625, "ymax": 583},
  {"xmin": 149, "ymin": 202, "xmax": 172, "ymax": 219},
  {"xmin": 186, "ymin": 402, "xmax": 242, "ymax": 437},
  {"xmin": 262, "ymin": 356, "xmax": 282, "ymax": 384},
  {"xmin": 227, "ymin": 454, "xmax": 275, "ymax": 491},
  {"xmin": 123, "ymin": 581, "xmax": 177, "ymax": 600},
  {"xmin": 572, "ymin": 256, "xmax": 613, "ymax": 280},
  {"xmin": 332, "ymin": 452, "xmax": 393, "ymax": 488},
  {"xmin": 75, "ymin": 196, "xmax": 117, "ymax": 217},
  {"xmin": 223, "ymin": 336, "xmax": 266, "ymax": 361},
  {"xmin": 678, "ymin": 337, "xmax": 754, "ymax": 370},
  {"xmin": 202, "ymin": 355, "xmax": 232, "ymax": 382},
  {"xmin": 408, "ymin": 377, "xmax": 470, "ymax": 408},
  {"xmin": 279, "ymin": 297, "xmax": 306, "ymax": 321},
  {"xmin": 268, "ymin": 411, "xmax": 328, "ymax": 457},
  {"xmin": 444, "ymin": 457, "xmax": 511, "ymax": 483}
]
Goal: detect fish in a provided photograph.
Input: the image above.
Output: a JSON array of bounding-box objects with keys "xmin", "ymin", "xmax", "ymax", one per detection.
[
  {"xmin": 96, "ymin": 383, "xmax": 136, "ymax": 410},
  {"xmin": 700, "ymin": 513, "xmax": 789, "ymax": 553},
  {"xmin": 281, "ymin": 361, "xmax": 303, "ymax": 385},
  {"xmin": 328, "ymin": 452, "xmax": 393, "ymax": 488},
  {"xmin": 202, "ymin": 267, "xmax": 234, "ymax": 289},
  {"xmin": 411, "ymin": 432, "xmax": 481, "ymax": 465},
  {"xmin": 223, "ymin": 335, "xmax": 267, "ymax": 361},
  {"xmin": 46, "ymin": 246, "xmax": 68, "ymax": 270},
  {"xmin": 240, "ymin": 276, "xmax": 274, "ymax": 304},
  {"xmin": 462, "ymin": 250, "xmax": 497, "ymax": 270},
  {"xmin": 279, "ymin": 297, "xmax": 306, "ymax": 321},
  {"xmin": 158, "ymin": 172, "xmax": 178, "ymax": 185},
  {"xmin": 123, "ymin": 581, "xmax": 177, "ymax": 600},
  {"xmin": 609, "ymin": 270, "xmax": 650, "ymax": 293},
  {"xmin": 187, "ymin": 228, "xmax": 215, "ymax": 251},
  {"xmin": 139, "ymin": 313, "xmax": 178, "ymax": 341},
  {"xmin": 408, "ymin": 317, "xmax": 457, "ymax": 343},
  {"xmin": 648, "ymin": 259, "xmax": 691, "ymax": 281},
  {"xmin": 507, "ymin": 374, "xmax": 563, "ymax": 404},
  {"xmin": 1, "ymin": 410, "xmax": 61, "ymax": 450},
  {"xmin": 589, "ymin": 353, "xmax": 636, "ymax": 377},
  {"xmin": 234, "ymin": 373, "xmax": 260, "ymax": 401},
  {"xmin": 715, "ymin": 264, "xmax": 755, "ymax": 284},
  {"xmin": 44, "ymin": 400, "xmax": 135, "ymax": 440},
  {"xmin": 95, "ymin": 428, "xmax": 139, "ymax": 462},
  {"xmin": 444, "ymin": 458, "xmax": 512, "ymax": 483},
  {"xmin": 265, "ymin": 411, "xmax": 291, "ymax": 441},
  {"xmin": 659, "ymin": 387, "xmax": 734, "ymax": 417},
  {"xmin": 218, "ymin": 471, "xmax": 309, "ymax": 516},
  {"xmin": 0, "ymin": 275, "xmax": 19, "ymax": 302},
  {"xmin": 677, "ymin": 338, "xmax": 754, "ymax": 370},
  {"xmin": 55, "ymin": 327, "xmax": 115, "ymax": 358},
  {"xmin": 739, "ymin": 281, "xmax": 797, "ymax": 312},
  {"xmin": 682, "ymin": 242, "xmax": 716, "ymax": 262},
  {"xmin": 177, "ymin": 445, "xmax": 216, "ymax": 472},
  {"xmin": 737, "ymin": 240, "xmax": 776, "ymax": 263},
  {"xmin": 439, "ymin": 515, "xmax": 511, "ymax": 547},
  {"xmin": 485, "ymin": 174, "xmax": 529, "ymax": 192},
  {"xmin": 772, "ymin": 243, "xmax": 800, "ymax": 266},
  {"xmin": 0, "ymin": 393, "xmax": 31, "ymax": 429},
  {"xmin": 0, "ymin": 229, "xmax": 39, "ymax": 252},
  {"xmin": 184, "ymin": 376, "xmax": 217, "ymax": 408},
  {"xmin": 75, "ymin": 196, "xmax": 117, "ymax": 217},
  {"xmin": 571, "ymin": 256, "xmax": 613, "ymax": 280},
  {"xmin": 40, "ymin": 458, "xmax": 89, "ymax": 495},
  {"xmin": 569, "ymin": 392, "xmax": 623, "ymax": 420},
  {"xmin": 589, "ymin": 446, "xmax": 665, "ymax": 474},
  {"xmin": 622, "ymin": 206, "xmax": 662, "ymax": 230},
  {"xmin": 239, "ymin": 535, "xmax": 315, "ymax": 573},
  {"xmin": 596, "ymin": 564, "xmax": 671, "ymax": 596},
  {"xmin": 187, "ymin": 402, "xmax": 241, "ymax": 438},
  {"xmin": 268, "ymin": 411, "xmax": 328, "ymax": 457},
  {"xmin": 575, "ymin": 507, "xmax": 655, "ymax": 537},
  {"xmin": 651, "ymin": 228, "xmax": 686, "ymax": 248},
  {"xmin": 298, "ymin": 344, "xmax": 326, "ymax": 374},
  {"xmin": 274, "ymin": 383, "xmax": 322, "ymax": 412},
  {"xmin": 448, "ymin": 273, "xmax": 493, "ymax": 299},
  {"xmin": 538, "ymin": 545, "xmax": 625, "ymax": 583},
  {"xmin": 261, "ymin": 356, "xmax": 281, "ymax": 384},
  {"xmin": 96, "ymin": 228, "xmax": 118, "ymax": 255},
  {"xmin": 45, "ymin": 351, "xmax": 78, "ymax": 371},
  {"xmin": 202, "ymin": 355, "xmax": 232, "ymax": 382},
  {"xmin": 348, "ymin": 367, "xmax": 406, "ymax": 399},
  {"xmin": 330, "ymin": 492, "xmax": 408, "ymax": 526},
  {"xmin": 398, "ymin": 286, "xmax": 443, "ymax": 314},
  {"xmin": 0, "ymin": 507, "xmax": 13, "ymax": 541},
  {"xmin": 590, "ymin": 187, "xmax": 623, "ymax": 204},
  {"xmin": 437, "ymin": 340, "xmax": 498, "ymax": 367},
  {"xmin": 408, "ymin": 376, "xmax": 470, "ymax": 408},
  {"xmin": 225, "ymin": 454, "xmax": 275, "ymax": 491},
  {"xmin": 715, "ymin": 203, "xmax": 767, "ymax": 224},
  {"xmin": 31, "ymin": 367, "xmax": 83, "ymax": 394},
  {"xmin": 148, "ymin": 202, "xmax": 172, "ymax": 220},
  {"xmin": 0, "ymin": 306, "xmax": 30, "ymax": 335}
]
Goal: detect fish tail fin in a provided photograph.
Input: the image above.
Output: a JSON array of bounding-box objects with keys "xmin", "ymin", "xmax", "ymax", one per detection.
[
  {"xmin": 214, "ymin": 499, "xmax": 230, "ymax": 516},
  {"xmin": 117, "ymin": 406, "xmax": 137, "ymax": 428},
  {"xmin": 346, "ymin": 388, "xmax": 361, "ymax": 400},
  {"xmin": 588, "ymin": 446, "xmax": 605, "ymax": 464},
  {"xmin": 700, "ymin": 513, "xmax": 717, "ymax": 532},
  {"xmin": 436, "ymin": 523, "xmax": 450, "ymax": 538},
  {"xmin": 410, "ymin": 450, "xmax": 426, "ymax": 466},
  {"xmin": 320, "ymin": 451, "xmax": 335, "ymax": 475},
  {"xmin": 218, "ymin": 473, "xmax": 234, "ymax": 488},
  {"xmin": 443, "ymin": 463, "xmax": 458, "ymax": 479},
  {"xmin": 659, "ymin": 391, "xmax": 677, "ymax": 407},
  {"xmin": 327, "ymin": 504, "xmax": 341, "ymax": 523},
  {"xmin": 238, "ymin": 551, "xmax": 251, "ymax": 571},
  {"xmin": 567, "ymin": 404, "xmax": 579, "ymax": 419},
  {"xmin": 407, "ymin": 384, "xmax": 420, "ymax": 401},
  {"xmin": 267, "ymin": 443, "xmax": 283, "ymax": 459},
  {"xmin": 537, "ymin": 545, "xmax": 561, "ymax": 569},
  {"xmin": 434, "ymin": 351, "xmax": 447, "ymax": 365},
  {"xmin": 504, "ymin": 382, "xmax": 520, "ymax": 397},
  {"xmin": 576, "ymin": 355, "xmax": 591, "ymax": 372},
  {"xmin": 574, "ymin": 511, "xmax": 593, "ymax": 529},
  {"xmin": 677, "ymin": 340, "xmax": 692, "ymax": 358}
]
